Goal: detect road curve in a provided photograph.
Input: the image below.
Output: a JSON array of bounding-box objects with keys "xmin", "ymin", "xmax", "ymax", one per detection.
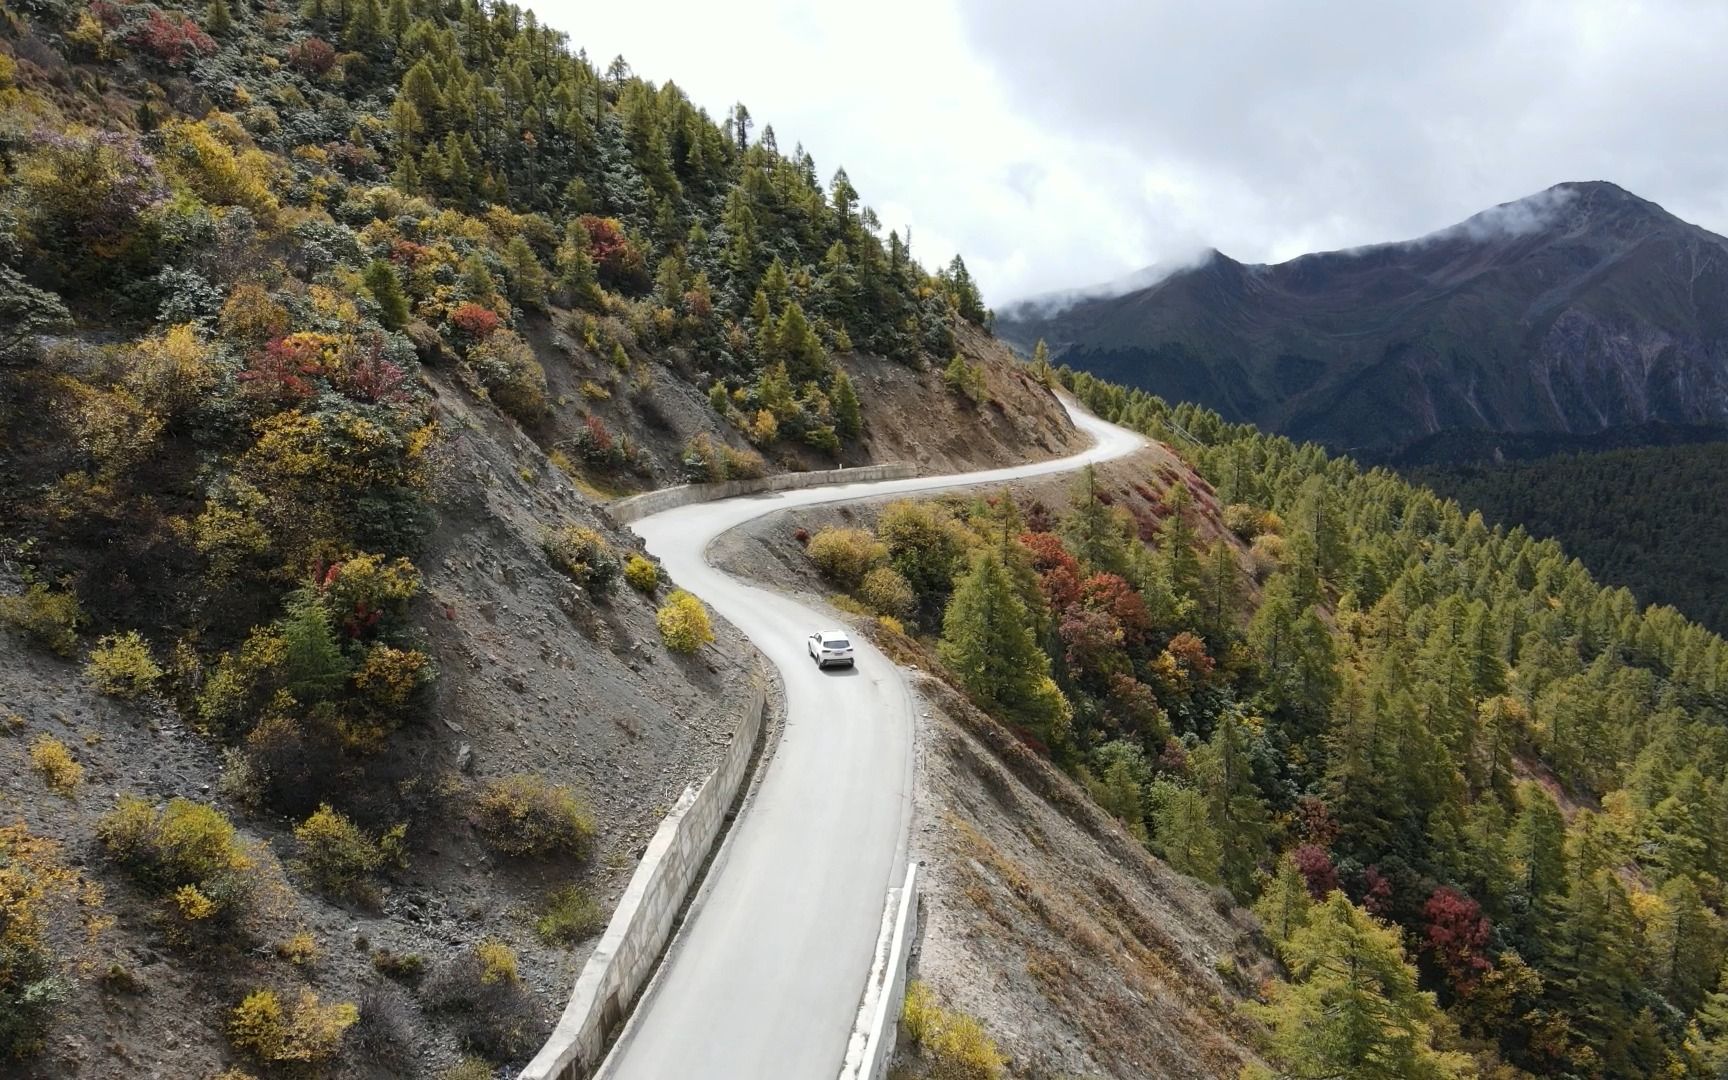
[{"xmin": 599, "ymin": 397, "xmax": 1147, "ymax": 1080}]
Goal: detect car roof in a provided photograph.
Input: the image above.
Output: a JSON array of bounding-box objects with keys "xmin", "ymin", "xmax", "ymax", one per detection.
[{"xmin": 818, "ymin": 629, "xmax": 849, "ymax": 639}]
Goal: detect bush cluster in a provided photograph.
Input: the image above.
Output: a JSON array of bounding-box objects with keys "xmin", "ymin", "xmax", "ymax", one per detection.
[
  {"xmin": 27, "ymin": 736, "xmax": 82, "ymax": 796},
  {"xmin": 98, "ymin": 797, "xmax": 254, "ymax": 925},
  {"xmin": 85, "ymin": 630, "xmax": 163, "ymax": 698},
  {"xmin": 543, "ymin": 525, "xmax": 620, "ymax": 593},
  {"xmin": 0, "ymin": 826, "xmax": 68, "ymax": 1061},
  {"xmin": 0, "ymin": 584, "xmax": 82, "ymax": 657},
  {"xmin": 901, "ymin": 982, "xmax": 1005, "ymax": 1080},
  {"xmin": 229, "ymin": 988, "xmax": 357, "ymax": 1067},
  {"xmin": 292, "ymin": 804, "xmax": 406, "ymax": 902},
  {"xmin": 535, "ymin": 885, "xmax": 605, "ymax": 945},
  {"xmin": 472, "ymin": 774, "xmax": 596, "ymax": 860},
  {"xmin": 623, "ymin": 553, "xmax": 659, "ymax": 594},
  {"xmin": 807, "ymin": 527, "xmax": 886, "ymax": 590},
  {"xmin": 680, "ymin": 433, "xmax": 764, "ymax": 483},
  {"xmin": 656, "ymin": 590, "xmax": 715, "ymax": 654},
  {"xmin": 423, "ymin": 939, "xmax": 544, "ymax": 1059}
]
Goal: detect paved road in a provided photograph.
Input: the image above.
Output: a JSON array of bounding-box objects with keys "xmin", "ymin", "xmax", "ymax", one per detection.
[{"xmin": 600, "ymin": 397, "xmax": 1146, "ymax": 1079}]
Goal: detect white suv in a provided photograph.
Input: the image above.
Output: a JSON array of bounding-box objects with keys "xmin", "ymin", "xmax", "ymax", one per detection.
[{"xmin": 806, "ymin": 629, "xmax": 856, "ymax": 669}]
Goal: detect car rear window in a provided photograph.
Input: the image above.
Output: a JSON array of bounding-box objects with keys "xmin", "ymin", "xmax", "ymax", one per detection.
[{"xmin": 827, "ymin": 638, "xmax": 851, "ymax": 649}]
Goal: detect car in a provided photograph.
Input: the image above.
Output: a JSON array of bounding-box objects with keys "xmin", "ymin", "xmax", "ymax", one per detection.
[{"xmin": 807, "ymin": 629, "xmax": 855, "ymax": 669}]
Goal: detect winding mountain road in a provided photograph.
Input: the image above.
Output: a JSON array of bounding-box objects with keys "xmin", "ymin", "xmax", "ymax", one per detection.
[{"xmin": 598, "ymin": 397, "xmax": 1146, "ymax": 1079}]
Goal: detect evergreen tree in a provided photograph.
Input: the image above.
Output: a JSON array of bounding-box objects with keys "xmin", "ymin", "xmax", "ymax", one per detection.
[
  {"xmin": 206, "ymin": 0, "xmax": 233, "ymax": 36},
  {"xmin": 832, "ymin": 369, "xmax": 861, "ymax": 440},
  {"xmin": 939, "ymin": 548, "xmax": 1068, "ymax": 744},
  {"xmin": 1193, "ymin": 709, "xmax": 1271, "ymax": 899},
  {"xmin": 1249, "ymin": 893, "xmax": 1473, "ymax": 1080},
  {"xmin": 1030, "ymin": 338, "xmax": 1053, "ymax": 386},
  {"xmin": 1149, "ymin": 779, "xmax": 1223, "ymax": 885},
  {"xmin": 503, "ymin": 236, "xmax": 547, "ymax": 309},
  {"xmin": 279, "ymin": 588, "xmax": 350, "ymax": 702},
  {"xmin": 1062, "ymin": 465, "xmax": 1128, "ymax": 574},
  {"xmin": 1256, "ymin": 854, "xmax": 1316, "ymax": 944},
  {"xmin": 362, "ymin": 259, "xmax": 409, "ymax": 329}
]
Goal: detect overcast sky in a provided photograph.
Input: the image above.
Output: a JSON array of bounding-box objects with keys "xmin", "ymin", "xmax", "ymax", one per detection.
[{"xmin": 538, "ymin": 0, "xmax": 1728, "ymax": 307}]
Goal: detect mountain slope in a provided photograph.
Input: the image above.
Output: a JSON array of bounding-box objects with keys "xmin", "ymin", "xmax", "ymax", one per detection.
[
  {"xmin": 1412, "ymin": 440, "xmax": 1728, "ymax": 634},
  {"xmin": 1001, "ymin": 182, "xmax": 1728, "ymax": 461},
  {"xmin": 0, "ymin": 2, "xmax": 1076, "ymax": 1075}
]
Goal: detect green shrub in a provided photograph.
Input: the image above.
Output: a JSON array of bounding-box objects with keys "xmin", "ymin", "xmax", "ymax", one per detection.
[
  {"xmin": 85, "ymin": 631, "xmax": 163, "ymax": 699},
  {"xmin": 27, "ymin": 736, "xmax": 82, "ymax": 796},
  {"xmin": 623, "ymin": 553, "xmax": 659, "ymax": 594},
  {"xmin": 942, "ymin": 356, "xmax": 986, "ymax": 404},
  {"xmin": 0, "ymin": 584, "xmax": 82, "ymax": 657},
  {"xmin": 0, "ymin": 826, "xmax": 68, "ymax": 1061},
  {"xmin": 371, "ymin": 949, "xmax": 426, "ymax": 986},
  {"xmin": 857, "ymin": 566, "xmax": 915, "ymax": 619},
  {"xmin": 901, "ymin": 981, "xmax": 1005, "ymax": 1080},
  {"xmin": 536, "ymin": 885, "xmax": 605, "ymax": 945},
  {"xmin": 442, "ymin": 1058, "xmax": 494, "ymax": 1080},
  {"xmin": 424, "ymin": 941, "xmax": 543, "ymax": 1059},
  {"xmin": 465, "ymin": 329, "xmax": 549, "ymax": 424},
  {"xmin": 807, "ymin": 527, "xmax": 886, "ymax": 590},
  {"xmin": 292, "ymin": 804, "xmax": 401, "ymax": 901},
  {"xmin": 473, "ymin": 774, "xmax": 596, "ymax": 860},
  {"xmin": 543, "ymin": 525, "xmax": 620, "ymax": 592},
  {"xmin": 97, "ymin": 796, "xmax": 253, "ymax": 921},
  {"xmin": 656, "ymin": 590, "xmax": 714, "ymax": 654},
  {"xmin": 229, "ymin": 987, "xmax": 357, "ymax": 1067}
]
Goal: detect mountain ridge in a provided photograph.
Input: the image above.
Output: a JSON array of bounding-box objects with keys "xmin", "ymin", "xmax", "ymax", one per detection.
[{"xmin": 1001, "ymin": 181, "xmax": 1728, "ymax": 460}]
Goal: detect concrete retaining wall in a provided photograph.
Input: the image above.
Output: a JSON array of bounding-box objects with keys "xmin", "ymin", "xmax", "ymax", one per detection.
[
  {"xmin": 848, "ymin": 862, "xmax": 920, "ymax": 1080},
  {"xmin": 606, "ymin": 463, "xmax": 919, "ymax": 524},
  {"xmin": 519, "ymin": 679, "xmax": 768, "ymax": 1080}
]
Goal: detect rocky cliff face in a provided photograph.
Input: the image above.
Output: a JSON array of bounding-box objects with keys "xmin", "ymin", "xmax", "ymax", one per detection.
[{"xmin": 1001, "ymin": 182, "xmax": 1728, "ymax": 462}]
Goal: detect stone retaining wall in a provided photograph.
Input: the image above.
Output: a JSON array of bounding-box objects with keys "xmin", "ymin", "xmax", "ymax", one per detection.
[{"xmin": 518, "ymin": 678, "xmax": 768, "ymax": 1080}]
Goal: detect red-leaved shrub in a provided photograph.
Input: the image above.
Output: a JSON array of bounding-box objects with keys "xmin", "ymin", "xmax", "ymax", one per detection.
[{"xmin": 128, "ymin": 8, "xmax": 216, "ymax": 65}]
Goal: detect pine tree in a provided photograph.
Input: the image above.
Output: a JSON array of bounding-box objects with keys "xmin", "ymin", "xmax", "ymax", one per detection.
[
  {"xmin": 279, "ymin": 588, "xmax": 349, "ymax": 702},
  {"xmin": 832, "ymin": 369, "xmax": 861, "ymax": 440},
  {"xmin": 555, "ymin": 222, "xmax": 603, "ymax": 310},
  {"xmin": 1193, "ymin": 709, "xmax": 1271, "ymax": 899},
  {"xmin": 1509, "ymin": 781, "xmax": 1569, "ymax": 954},
  {"xmin": 939, "ymin": 548, "xmax": 1066, "ymax": 743},
  {"xmin": 344, "ymin": 0, "xmax": 381, "ymax": 48},
  {"xmin": 1062, "ymin": 465, "xmax": 1127, "ymax": 574},
  {"xmin": 206, "ymin": 0, "xmax": 233, "ymax": 36},
  {"xmin": 1648, "ymin": 875, "xmax": 1722, "ymax": 1015},
  {"xmin": 1159, "ymin": 481, "xmax": 1205, "ymax": 599},
  {"xmin": 503, "ymin": 236, "xmax": 547, "ymax": 309},
  {"xmin": 1256, "ymin": 854, "xmax": 1316, "ymax": 944},
  {"xmin": 774, "ymin": 301, "xmax": 826, "ymax": 382},
  {"xmin": 1030, "ymin": 338, "xmax": 1053, "ymax": 386},
  {"xmin": 1250, "ymin": 893, "xmax": 1474, "ymax": 1080},
  {"xmin": 362, "ymin": 259, "xmax": 409, "ymax": 329},
  {"xmin": 1149, "ymin": 779, "xmax": 1223, "ymax": 885}
]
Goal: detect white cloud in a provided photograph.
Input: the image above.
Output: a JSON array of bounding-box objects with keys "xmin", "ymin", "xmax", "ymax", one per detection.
[{"xmin": 531, "ymin": 0, "xmax": 1728, "ymax": 306}]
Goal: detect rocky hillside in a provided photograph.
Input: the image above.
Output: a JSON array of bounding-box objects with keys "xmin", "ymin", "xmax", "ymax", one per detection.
[
  {"xmin": 1001, "ymin": 182, "xmax": 1728, "ymax": 462},
  {"xmin": 0, "ymin": 0, "xmax": 1078, "ymax": 1075}
]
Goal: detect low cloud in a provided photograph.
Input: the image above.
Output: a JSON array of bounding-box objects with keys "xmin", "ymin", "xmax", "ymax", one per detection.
[{"xmin": 538, "ymin": 1, "xmax": 1728, "ymax": 307}]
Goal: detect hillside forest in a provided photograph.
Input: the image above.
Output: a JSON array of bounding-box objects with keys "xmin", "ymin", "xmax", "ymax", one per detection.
[
  {"xmin": 6, "ymin": 0, "xmax": 1728, "ymax": 1073},
  {"xmin": 0, "ymin": 0, "xmax": 989, "ymax": 1070},
  {"xmin": 1412, "ymin": 442, "xmax": 1728, "ymax": 637},
  {"xmin": 804, "ymin": 358, "xmax": 1728, "ymax": 1078}
]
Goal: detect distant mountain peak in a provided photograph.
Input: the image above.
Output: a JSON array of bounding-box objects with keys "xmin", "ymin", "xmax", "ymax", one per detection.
[{"xmin": 997, "ymin": 183, "xmax": 1728, "ymax": 463}]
